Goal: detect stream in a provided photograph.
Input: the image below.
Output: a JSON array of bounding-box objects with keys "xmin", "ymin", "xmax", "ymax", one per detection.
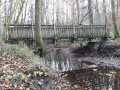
[{"xmin": 45, "ymin": 44, "xmax": 120, "ymax": 90}]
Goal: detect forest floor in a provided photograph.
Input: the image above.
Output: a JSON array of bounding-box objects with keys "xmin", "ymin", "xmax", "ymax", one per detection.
[{"xmin": 0, "ymin": 42, "xmax": 55, "ymax": 90}]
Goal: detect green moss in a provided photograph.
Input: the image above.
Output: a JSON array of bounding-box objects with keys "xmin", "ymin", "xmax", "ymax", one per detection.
[
  {"xmin": 36, "ymin": 40, "xmax": 46, "ymax": 57},
  {"xmin": 114, "ymin": 22, "xmax": 119, "ymax": 38}
]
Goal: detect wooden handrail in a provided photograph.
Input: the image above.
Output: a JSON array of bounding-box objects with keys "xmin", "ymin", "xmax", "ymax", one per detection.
[
  {"xmin": 4, "ymin": 24, "xmax": 106, "ymax": 27},
  {"xmin": 4, "ymin": 24, "xmax": 107, "ymax": 43}
]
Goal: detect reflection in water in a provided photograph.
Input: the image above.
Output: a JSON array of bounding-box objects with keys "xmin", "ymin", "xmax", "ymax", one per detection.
[
  {"xmin": 45, "ymin": 48, "xmax": 81, "ymax": 71},
  {"xmin": 61, "ymin": 66, "xmax": 120, "ymax": 90}
]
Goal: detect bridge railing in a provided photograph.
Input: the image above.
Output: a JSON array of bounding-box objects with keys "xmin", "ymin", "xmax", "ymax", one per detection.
[{"xmin": 5, "ymin": 24, "xmax": 107, "ymax": 41}]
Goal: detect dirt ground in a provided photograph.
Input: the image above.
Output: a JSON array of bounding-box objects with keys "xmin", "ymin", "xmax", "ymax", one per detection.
[{"xmin": 72, "ymin": 39, "xmax": 120, "ymax": 68}]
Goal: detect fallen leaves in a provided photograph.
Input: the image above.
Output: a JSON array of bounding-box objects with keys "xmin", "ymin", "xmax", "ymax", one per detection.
[{"xmin": 0, "ymin": 43, "xmax": 52, "ymax": 89}]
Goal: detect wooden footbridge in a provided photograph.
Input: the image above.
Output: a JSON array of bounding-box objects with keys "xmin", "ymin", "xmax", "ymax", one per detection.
[{"xmin": 5, "ymin": 24, "xmax": 107, "ymax": 43}]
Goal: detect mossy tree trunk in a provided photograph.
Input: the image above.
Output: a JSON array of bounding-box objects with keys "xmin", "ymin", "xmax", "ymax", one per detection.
[
  {"xmin": 111, "ymin": 0, "xmax": 119, "ymax": 38},
  {"xmin": 35, "ymin": 0, "xmax": 46, "ymax": 56}
]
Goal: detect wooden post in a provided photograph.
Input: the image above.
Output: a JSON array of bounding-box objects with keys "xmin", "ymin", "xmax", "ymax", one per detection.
[
  {"xmin": 89, "ymin": 24, "xmax": 93, "ymax": 42},
  {"xmin": 53, "ymin": 24, "xmax": 57, "ymax": 44},
  {"xmin": 72, "ymin": 24, "xmax": 75, "ymax": 43},
  {"xmin": 31, "ymin": 23, "xmax": 34, "ymax": 39},
  {"xmin": 105, "ymin": 24, "xmax": 107, "ymax": 40},
  {"xmin": 5, "ymin": 23, "xmax": 9, "ymax": 40}
]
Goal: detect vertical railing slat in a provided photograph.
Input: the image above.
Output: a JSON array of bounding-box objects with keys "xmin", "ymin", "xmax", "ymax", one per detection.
[{"xmin": 6, "ymin": 23, "xmax": 9, "ymax": 40}]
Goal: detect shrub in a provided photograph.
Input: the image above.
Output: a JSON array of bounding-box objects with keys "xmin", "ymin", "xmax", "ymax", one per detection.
[{"xmin": 18, "ymin": 41, "xmax": 24, "ymax": 45}]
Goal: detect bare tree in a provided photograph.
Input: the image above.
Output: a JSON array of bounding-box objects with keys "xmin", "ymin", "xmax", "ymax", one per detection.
[
  {"xmin": 0, "ymin": 0, "xmax": 2, "ymax": 37},
  {"xmin": 111, "ymin": 0, "xmax": 119, "ymax": 38},
  {"xmin": 76, "ymin": 0, "xmax": 80, "ymax": 24},
  {"xmin": 88, "ymin": 0, "xmax": 93, "ymax": 40},
  {"xmin": 94, "ymin": 0, "xmax": 101, "ymax": 24},
  {"xmin": 14, "ymin": 0, "xmax": 28, "ymax": 24},
  {"xmin": 9, "ymin": 0, "xmax": 19, "ymax": 24},
  {"xmin": 35, "ymin": 0, "xmax": 45, "ymax": 56},
  {"xmin": 103, "ymin": 0, "xmax": 107, "ymax": 24},
  {"xmin": 88, "ymin": 0, "xmax": 93, "ymax": 25}
]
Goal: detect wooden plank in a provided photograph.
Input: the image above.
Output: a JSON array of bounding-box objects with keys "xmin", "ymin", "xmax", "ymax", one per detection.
[
  {"xmin": 53, "ymin": 24, "xmax": 57, "ymax": 44},
  {"xmin": 5, "ymin": 23, "xmax": 9, "ymax": 40},
  {"xmin": 31, "ymin": 23, "xmax": 34, "ymax": 39}
]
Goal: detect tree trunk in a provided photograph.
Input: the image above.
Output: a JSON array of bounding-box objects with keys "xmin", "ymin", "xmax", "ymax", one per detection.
[
  {"xmin": 88, "ymin": 0, "xmax": 93, "ymax": 40},
  {"xmin": 103, "ymin": 0, "xmax": 108, "ymax": 38},
  {"xmin": 111, "ymin": 0, "xmax": 119, "ymax": 38},
  {"xmin": 35, "ymin": 0, "xmax": 46, "ymax": 57},
  {"xmin": 41, "ymin": 0, "xmax": 44, "ymax": 24},
  {"xmin": 0, "ymin": 0, "xmax": 2, "ymax": 37},
  {"xmin": 9, "ymin": 0, "xmax": 19, "ymax": 24},
  {"xmin": 103, "ymin": 0, "xmax": 107, "ymax": 24},
  {"xmin": 76, "ymin": 0, "xmax": 80, "ymax": 24},
  {"xmin": 14, "ymin": 0, "xmax": 28, "ymax": 24},
  {"xmin": 95, "ymin": 0, "xmax": 100, "ymax": 24},
  {"xmin": 88, "ymin": 0, "xmax": 93, "ymax": 24}
]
